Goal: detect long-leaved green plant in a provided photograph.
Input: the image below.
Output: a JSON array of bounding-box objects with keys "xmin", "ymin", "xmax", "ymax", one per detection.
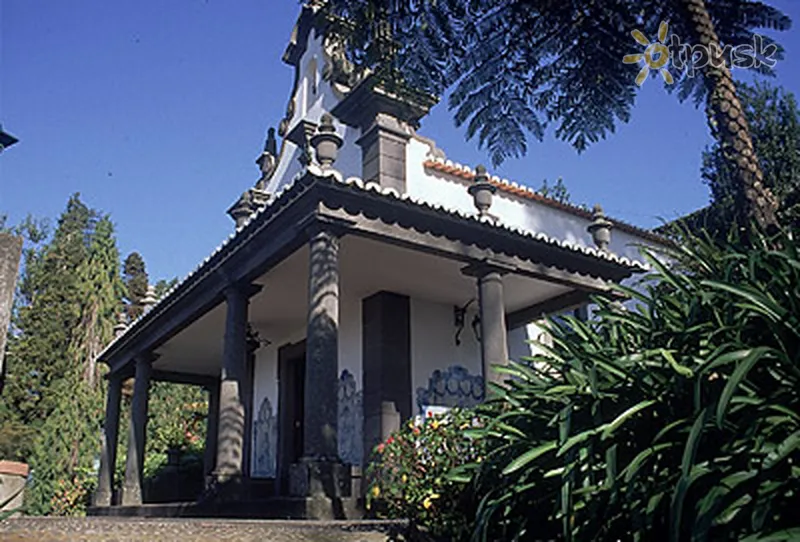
[{"xmin": 465, "ymin": 230, "xmax": 799, "ymax": 541}]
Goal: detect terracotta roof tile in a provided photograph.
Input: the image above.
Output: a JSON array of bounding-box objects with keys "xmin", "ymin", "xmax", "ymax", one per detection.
[{"xmin": 423, "ymin": 158, "xmax": 670, "ymax": 246}]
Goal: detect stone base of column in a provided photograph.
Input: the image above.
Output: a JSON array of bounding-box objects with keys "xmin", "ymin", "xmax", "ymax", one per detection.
[
  {"xmin": 204, "ymin": 472, "xmax": 250, "ymax": 503},
  {"xmin": 290, "ymin": 496, "xmax": 363, "ymax": 520},
  {"xmin": 120, "ymin": 483, "xmax": 142, "ymax": 507},
  {"xmin": 92, "ymin": 487, "xmax": 113, "ymax": 508},
  {"xmin": 289, "ymin": 458, "xmax": 351, "ymax": 498}
]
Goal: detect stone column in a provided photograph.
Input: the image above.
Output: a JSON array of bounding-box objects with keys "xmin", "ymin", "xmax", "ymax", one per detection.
[
  {"xmin": 94, "ymin": 373, "xmax": 123, "ymax": 506},
  {"xmin": 121, "ymin": 355, "xmax": 153, "ymax": 506},
  {"xmin": 478, "ymin": 270, "xmax": 509, "ymax": 386},
  {"xmin": 304, "ymin": 228, "xmax": 339, "ymax": 459},
  {"xmin": 290, "ymin": 226, "xmax": 349, "ymax": 498},
  {"xmin": 203, "ymin": 381, "xmax": 221, "ymax": 485},
  {"xmin": 215, "ymin": 286, "xmax": 250, "ymax": 484},
  {"xmin": 463, "ymin": 262, "xmax": 511, "ymax": 388}
]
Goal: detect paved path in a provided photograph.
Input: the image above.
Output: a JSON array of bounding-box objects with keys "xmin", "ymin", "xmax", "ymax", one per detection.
[{"xmin": 0, "ymin": 517, "xmax": 409, "ymax": 541}]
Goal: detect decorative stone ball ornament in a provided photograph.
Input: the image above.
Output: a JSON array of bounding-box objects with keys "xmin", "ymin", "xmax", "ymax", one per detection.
[
  {"xmin": 468, "ymin": 165, "xmax": 497, "ymax": 217},
  {"xmin": 587, "ymin": 204, "xmax": 613, "ymax": 251},
  {"xmin": 141, "ymin": 285, "xmax": 159, "ymax": 314},
  {"xmin": 114, "ymin": 311, "xmax": 128, "ymax": 337},
  {"xmin": 311, "ymin": 113, "xmax": 344, "ymax": 169}
]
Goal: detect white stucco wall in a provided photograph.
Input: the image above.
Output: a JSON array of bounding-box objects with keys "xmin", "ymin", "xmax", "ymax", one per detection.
[
  {"xmin": 410, "ymin": 298, "xmax": 558, "ymax": 414},
  {"xmin": 265, "ymin": 33, "xmax": 363, "ymax": 197},
  {"xmin": 410, "ymin": 297, "xmax": 482, "ymax": 414},
  {"xmin": 250, "ymin": 290, "xmax": 363, "ymax": 477},
  {"xmin": 406, "ymin": 137, "xmax": 660, "ymax": 265},
  {"xmin": 508, "ymin": 321, "xmax": 551, "ymax": 362}
]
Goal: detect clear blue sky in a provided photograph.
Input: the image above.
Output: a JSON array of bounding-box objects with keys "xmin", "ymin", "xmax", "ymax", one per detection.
[{"xmin": 1, "ymin": 1, "xmax": 798, "ymax": 283}]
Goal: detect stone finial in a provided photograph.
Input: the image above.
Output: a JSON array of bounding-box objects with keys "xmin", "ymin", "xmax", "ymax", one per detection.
[
  {"xmin": 310, "ymin": 113, "xmax": 343, "ymax": 169},
  {"xmin": 587, "ymin": 204, "xmax": 613, "ymax": 251},
  {"xmin": 255, "ymin": 128, "xmax": 278, "ymax": 186},
  {"xmin": 141, "ymin": 285, "xmax": 159, "ymax": 313},
  {"xmin": 228, "ymin": 188, "xmax": 270, "ymax": 229},
  {"xmin": 113, "ymin": 311, "xmax": 128, "ymax": 338},
  {"xmin": 264, "ymin": 127, "xmax": 277, "ymax": 156},
  {"xmin": 467, "ymin": 165, "xmax": 497, "ymax": 217},
  {"xmin": 228, "ymin": 191, "xmax": 255, "ymax": 229}
]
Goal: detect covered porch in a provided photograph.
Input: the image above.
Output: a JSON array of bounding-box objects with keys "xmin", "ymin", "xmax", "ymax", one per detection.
[{"xmin": 90, "ymin": 168, "xmax": 641, "ymax": 519}]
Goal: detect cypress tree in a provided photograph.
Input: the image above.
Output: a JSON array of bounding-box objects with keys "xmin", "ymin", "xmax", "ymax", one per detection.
[{"xmin": 1, "ymin": 194, "xmax": 123, "ymax": 515}]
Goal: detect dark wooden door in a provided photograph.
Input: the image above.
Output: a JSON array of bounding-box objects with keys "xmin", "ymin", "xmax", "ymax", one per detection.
[{"xmin": 277, "ymin": 340, "xmax": 306, "ymax": 494}]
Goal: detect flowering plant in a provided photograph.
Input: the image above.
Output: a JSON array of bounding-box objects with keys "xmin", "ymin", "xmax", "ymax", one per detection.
[{"xmin": 366, "ymin": 408, "xmax": 484, "ymax": 540}]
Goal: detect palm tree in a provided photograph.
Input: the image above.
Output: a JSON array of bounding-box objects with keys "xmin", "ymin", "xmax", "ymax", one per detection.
[
  {"xmin": 676, "ymin": 0, "xmax": 781, "ymax": 232},
  {"xmin": 320, "ymin": 0, "xmax": 790, "ymax": 233}
]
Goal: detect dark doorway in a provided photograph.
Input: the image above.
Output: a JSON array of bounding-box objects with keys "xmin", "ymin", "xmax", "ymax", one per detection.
[{"xmin": 277, "ymin": 340, "xmax": 306, "ymax": 495}]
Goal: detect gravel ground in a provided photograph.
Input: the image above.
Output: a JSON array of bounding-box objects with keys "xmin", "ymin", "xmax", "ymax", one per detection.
[{"xmin": 0, "ymin": 517, "xmax": 409, "ymax": 542}]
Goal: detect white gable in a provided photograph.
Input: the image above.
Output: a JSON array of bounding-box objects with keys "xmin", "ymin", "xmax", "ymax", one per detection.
[{"xmin": 254, "ymin": 7, "xmax": 664, "ymax": 267}]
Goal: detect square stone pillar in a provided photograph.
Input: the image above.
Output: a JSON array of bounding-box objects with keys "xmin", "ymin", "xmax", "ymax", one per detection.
[
  {"xmin": 94, "ymin": 373, "xmax": 123, "ymax": 506},
  {"xmin": 355, "ymin": 114, "xmax": 413, "ymax": 192},
  {"xmin": 121, "ymin": 354, "xmax": 153, "ymax": 506},
  {"xmin": 290, "ymin": 226, "xmax": 350, "ymax": 498},
  {"xmin": 464, "ymin": 262, "xmax": 511, "ymax": 388},
  {"xmin": 362, "ymin": 291, "xmax": 411, "ymax": 468}
]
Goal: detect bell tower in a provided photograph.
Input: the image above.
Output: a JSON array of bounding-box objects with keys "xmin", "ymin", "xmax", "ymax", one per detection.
[{"xmin": 226, "ymin": 1, "xmax": 437, "ymax": 227}]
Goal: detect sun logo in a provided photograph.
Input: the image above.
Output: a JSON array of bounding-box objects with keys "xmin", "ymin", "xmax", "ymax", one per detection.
[{"xmin": 624, "ymin": 21, "xmax": 674, "ymax": 86}]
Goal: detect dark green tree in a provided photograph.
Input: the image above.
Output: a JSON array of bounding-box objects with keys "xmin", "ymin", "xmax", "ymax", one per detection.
[
  {"xmin": 701, "ymin": 82, "xmax": 800, "ymax": 234},
  {"xmin": 323, "ymin": 0, "xmax": 790, "ymax": 232},
  {"xmin": 122, "ymin": 252, "xmax": 148, "ymax": 321},
  {"xmin": 154, "ymin": 277, "xmax": 179, "ymax": 299},
  {"xmin": 537, "ymin": 177, "xmax": 571, "ymax": 204},
  {"xmin": 3, "ymin": 195, "xmax": 96, "ymax": 425},
  {"xmin": 0, "ymin": 194, "xmax": 123, "ymax": 515},
  {"xmin": 73, "ymin": 217, "xmax": 124, "ymax": 389}
]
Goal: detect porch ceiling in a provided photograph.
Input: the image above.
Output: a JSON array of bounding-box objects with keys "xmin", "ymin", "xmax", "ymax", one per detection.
[{"xmin": 152, "ymin": 235, "xmax": 571, "ymax": 377}]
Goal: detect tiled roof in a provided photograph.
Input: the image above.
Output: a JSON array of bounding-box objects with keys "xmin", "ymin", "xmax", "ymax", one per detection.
[
  {"xmin": 325, "ymin": 170, "xmax": 648, "ymax": 271},
  {"xmin": 100, "ymin": 166, "xmax": 647, "ymax": 359},
  {"xmin": 423, "ymin": 158, "xmax": 670, "ymax": 246}
]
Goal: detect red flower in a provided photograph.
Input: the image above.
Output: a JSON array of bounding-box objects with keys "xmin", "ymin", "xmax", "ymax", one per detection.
[
  {"xmin": 387, "ymin": 436, "xmax": 395, "ymax": 445},
  {"xmin": 377, "ymin": 443, "xmax": 385, "ymax": 454}
]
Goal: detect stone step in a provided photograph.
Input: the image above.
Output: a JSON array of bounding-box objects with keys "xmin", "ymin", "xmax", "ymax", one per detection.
[
  {"xmin": 0, "ymin": 517, "xmax": 410, "ymax": 542},
  {"xmin": 88, "ymin": 496, "xmax": 364, "ymax": 520}
]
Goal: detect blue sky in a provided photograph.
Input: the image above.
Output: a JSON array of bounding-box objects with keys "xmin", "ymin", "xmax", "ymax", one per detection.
[{"xmin": 1, "ymin": 1, "xmax": 798, "ymax": 283}]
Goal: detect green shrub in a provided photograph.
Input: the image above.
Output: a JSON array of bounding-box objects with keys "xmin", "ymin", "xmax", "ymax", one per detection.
[
  {"xmin": 469, "ymin": 231, "xmax": 800, "ymax": 541},
  {"xmin": 0, "ymin": 420, "xmax": 36, "ymax": 462},
  {"xmin": 366, "ymin": 408, "xmax": 484, "ymax": 540}
]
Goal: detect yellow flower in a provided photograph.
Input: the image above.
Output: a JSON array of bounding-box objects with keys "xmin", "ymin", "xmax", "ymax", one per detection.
[
  {"xmin": 422, "ymin": 493, "xmax": 440, "ymax": 509},
  {"xmin": 371, "ymin": 485, "xmax": 381, "ymax": 498},
  {"xmin": 431, "ymin": 419, "xmax": 440, "ymax": 430},
  {"xmin": 401, "ymin": 474, "xmax": 408, "ymax": 483}
]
